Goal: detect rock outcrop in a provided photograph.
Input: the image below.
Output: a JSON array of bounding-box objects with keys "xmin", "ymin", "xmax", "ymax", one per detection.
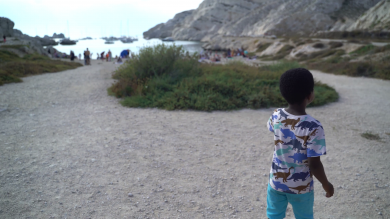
[
  {"xmin": 144, "ymin": 0, "xmax": 382, "ymax": 41},
  {"xmin": 0, "ymin": 17, "xmax": 64, "ymax": 56},
  {"xmin": 52, "ymin": 33, "xmax": 65, "ymax": 38},
  {"xmin": 34, "ymin": 36, "xmax": 58, "ymax": 46},
  {"xmin": 143, "ymin": 10, "xmax": 194, "ymax": 39},
  {"xmin": 0, "ymin": 17, "xmax": 15, "ymax": 37}
]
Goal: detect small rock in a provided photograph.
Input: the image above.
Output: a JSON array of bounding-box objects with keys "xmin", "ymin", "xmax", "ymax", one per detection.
[
  {"xmin": 378, "ymin": 212, "xmax": 382, "ymax": 215},
  {"xmin": 128, "ymin": 193, "xmax": 133, "ymax": 197}
]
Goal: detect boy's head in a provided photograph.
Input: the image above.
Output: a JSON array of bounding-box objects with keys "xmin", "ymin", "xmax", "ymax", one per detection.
[{"xmin": 279, "ymin": 68, "xmax": 314, "ymax": 105}]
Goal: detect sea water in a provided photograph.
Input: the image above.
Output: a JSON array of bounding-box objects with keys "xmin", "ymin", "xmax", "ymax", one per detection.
[{"xmin": 52, "ymin": 37, "xmax": 203, "ymax": 59}]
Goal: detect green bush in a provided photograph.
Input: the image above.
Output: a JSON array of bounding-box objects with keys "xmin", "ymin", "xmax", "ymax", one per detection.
[{"xmin": 110, "ymin": 45, "xmax": 338, "ymax": 111}]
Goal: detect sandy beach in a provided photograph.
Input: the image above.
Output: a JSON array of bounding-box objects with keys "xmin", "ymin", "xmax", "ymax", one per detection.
[{"xmin": 0, "ymin": 59, "xmax": 389, "ymax": 218}]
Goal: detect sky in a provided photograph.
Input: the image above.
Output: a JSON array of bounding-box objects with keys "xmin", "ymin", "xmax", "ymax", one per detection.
[{"xmin": 1, "ymin": 0, "xmax": 203, "ymax": 39}]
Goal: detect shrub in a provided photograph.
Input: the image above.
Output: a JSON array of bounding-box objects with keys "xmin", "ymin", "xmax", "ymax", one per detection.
[
  {"xmin": 329, "ymin": 41, "xmax": 343, "ymax": 48},
  {"xmin": 110, "ymin": 45, "xmax": 339, "ymax": 111}
]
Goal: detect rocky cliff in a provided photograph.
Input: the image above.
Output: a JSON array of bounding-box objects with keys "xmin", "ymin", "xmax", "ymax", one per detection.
[
  {"xmin": 143, "ymin": 10, "xmax": 194, "ymax": 39},
  {"xmin": 144, "ymin": 0, "xmax": 384, "ymax": 41}
]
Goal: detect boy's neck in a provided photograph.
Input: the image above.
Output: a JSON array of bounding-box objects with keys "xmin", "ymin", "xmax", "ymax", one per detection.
[{"xmin": 285, "ymin": 104, "xmax": 307, "ymax": 116}]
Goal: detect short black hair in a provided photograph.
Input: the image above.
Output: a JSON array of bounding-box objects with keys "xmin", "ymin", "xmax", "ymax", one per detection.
[{"xmin": 279, "ymin": 68, "xmax": 314, "ymax": 104}]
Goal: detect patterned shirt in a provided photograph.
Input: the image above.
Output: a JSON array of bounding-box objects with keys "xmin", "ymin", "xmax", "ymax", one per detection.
[{"xmin": 267, "ymin": 108, "xmax": 326, "ymax": 194}]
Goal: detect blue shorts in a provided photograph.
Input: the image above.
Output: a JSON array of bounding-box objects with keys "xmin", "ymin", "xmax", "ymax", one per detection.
[{"xmin": 267, "ymin": 183, "xmax": 314, "ymax": 219}]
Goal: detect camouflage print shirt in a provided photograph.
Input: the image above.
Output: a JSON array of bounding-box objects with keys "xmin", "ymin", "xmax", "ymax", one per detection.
[{"xmin": 267, "ymin": 108, "xmax": 326, "ymax": 194}]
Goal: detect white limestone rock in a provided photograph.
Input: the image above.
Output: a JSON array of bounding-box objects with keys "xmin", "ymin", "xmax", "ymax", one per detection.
[
  {"xmin": 145, "ymin": 0, "xmax": 382, "ymax": 41},
  {"xmin": 347, "ymin": 0, "xmax": 390, "ymax": 31},
  {"xmin": 143, "ymin": 10, "xmax": 194, "ymax": 39}
]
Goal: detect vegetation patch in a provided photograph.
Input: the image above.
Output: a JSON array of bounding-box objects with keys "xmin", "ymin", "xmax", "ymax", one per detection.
[
  {"xmin": 110, "ymin": 44, "xmax": 338, "ymax": 111},
  {"xmin": 361, "ymin": 132, "xmax": 381, "ymax": 141},
  {"xmin": 306, "ymin": 60, "xmax": 390, "ymax": 80},
  {"xmin": 256, "ymin": 43, "xmax": 271, "ymax": 53},
  {"xmin": 314, "ymin": 31, "xmax": 390, "ymax": 41},
  {"xmin": 351, "ymin": 44, "xmax": 390, "ymax": 56},
  {"xmin": 0, "ymin": 49, "xmax": 82, "ymax": 85}
]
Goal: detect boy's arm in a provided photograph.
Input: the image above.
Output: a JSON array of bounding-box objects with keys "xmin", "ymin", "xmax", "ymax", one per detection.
[
  {"xmin": 308, "ymin": 156, "xmax": 334, "ymax": 198},
  {"xmin": 267, "ymin": 116, "xmax": 274, "ymax": 133}
]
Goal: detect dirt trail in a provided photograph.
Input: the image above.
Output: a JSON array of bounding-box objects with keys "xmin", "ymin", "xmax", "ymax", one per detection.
[{"xmin": 0, "ymin": 60, "xmax": 389, "ymax": 218}]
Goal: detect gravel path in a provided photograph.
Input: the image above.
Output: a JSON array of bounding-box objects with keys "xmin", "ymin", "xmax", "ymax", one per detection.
[{"xmin": 0, "ymin": 60, "xmax": 389, "ymax": 219}]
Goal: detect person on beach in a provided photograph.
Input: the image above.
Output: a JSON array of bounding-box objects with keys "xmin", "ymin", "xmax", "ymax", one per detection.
[
  {"xmin": 101, "ymin": 51, "xmax": 105, "ymax": 60},
  {"xmin": 85, "ymin": 48, "xmax": 91, "ymax": 65},
  {"xmin": 3, "ymin": 35, "xmax": 6, "ymax": 43},
  {"xmin": 266, "ymin": 68, "xmax": 334, "ymax": 219},
  {"xmin": 108, "ymin": 50, "xmax": 112, "ymax": 62},
  {"xmin": 70, "ymin": 51, "xmax": 75, "ymax": 61}
]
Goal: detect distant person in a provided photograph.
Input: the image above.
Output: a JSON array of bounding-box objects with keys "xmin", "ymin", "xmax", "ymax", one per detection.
[
  {"xmin": 101, "ymin": 51, "xmax": 105, "ymax": 60},
  {"xmin": 70, "ymin": 51, "xmax": 75, "ymax": 61},
  {"xmin": 3, "ymin": 35, "xmax": 6, "ymax": 43},
  {"xmin": 97, "ymin": 53, "xmax": 100, "ymax": 60},
  {"xmin": 243, "ymin": 50, "xmax": 248, "ymax": 58},
  {"xmin": 266, "ymin": 68, "xmax": 334, "ymax": 219},
  {"xmin": 108, "ymin": 50, "xmax": 112, "ymax": 62}
]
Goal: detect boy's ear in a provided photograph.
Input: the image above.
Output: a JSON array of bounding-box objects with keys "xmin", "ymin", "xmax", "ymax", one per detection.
[{"xmin": 308, "ymin": 91, "xmax": 315, "ymax": 103}]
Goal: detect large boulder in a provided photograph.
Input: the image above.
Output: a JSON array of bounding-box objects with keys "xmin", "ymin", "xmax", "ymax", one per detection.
[
  {"xmin": 145, "ymin": 0, "xmax": 382, "ymax": 41},
  {"xmin": 13, "ymin": 29, "xmax": 23, "ymax": 37},
  {"xmin": 143, "ymin": 10, "xmax": 194, "ymax": 39},
  {"xmin": 0, "ymin": 17, "xmax": 15, "ymax": 37}
]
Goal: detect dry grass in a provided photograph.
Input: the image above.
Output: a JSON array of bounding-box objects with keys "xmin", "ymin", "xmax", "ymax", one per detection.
[{"xmin": 0, "ymin": 49, "xmax": 82, "ymax": 85}]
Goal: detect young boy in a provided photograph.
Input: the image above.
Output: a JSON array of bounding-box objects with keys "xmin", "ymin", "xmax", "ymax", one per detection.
[{"xmin": 266, "ymin": 68, "xmax": 334, "ymax": 219}]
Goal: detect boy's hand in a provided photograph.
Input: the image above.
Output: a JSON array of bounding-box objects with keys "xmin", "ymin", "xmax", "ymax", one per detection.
[{"xmin": 322, "ymin": 182, "xmax": 334, "ymax": 198}]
